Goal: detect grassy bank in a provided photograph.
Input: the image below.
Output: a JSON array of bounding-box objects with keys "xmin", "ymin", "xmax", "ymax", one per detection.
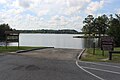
[
  {"xmin": 81, "ymin": 48, "xmax": 120, "ymax": 62},
  {"xmin": 0, "ymin": 46, "xmax": 42, "ymax": 53}
]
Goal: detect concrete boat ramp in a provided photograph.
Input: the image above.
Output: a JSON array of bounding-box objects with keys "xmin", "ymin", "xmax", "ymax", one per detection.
[{"xmin": 17, "ymin": 48, "xmax": 81, "ymax": 61}]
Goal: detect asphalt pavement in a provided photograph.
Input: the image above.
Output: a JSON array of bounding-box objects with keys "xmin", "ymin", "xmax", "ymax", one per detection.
[
  {"xmin": 77, "ymin": 61, "xmax": 120, "ymax": 80},
  {"xmin": 0, "ymin": 48, "xmax": 120, "ymax": 80}
]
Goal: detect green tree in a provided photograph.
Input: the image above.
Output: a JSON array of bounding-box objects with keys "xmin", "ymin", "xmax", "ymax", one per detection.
[
  {"xmin": 0, "ymin": 24, "xmax": 12, "ymax": 41},
  {"xmin": 82, "ymin": 14, "xmax": 110, "ymax": 47},
  {"xmin": 82, "ymin": 15, "xmax": 94, "ymax": 36},
  {"xmin": 82, "ymin": 14, "xmax": 120, "ymax": 47},
  {"xmin": 108, "ymin": 14, "xmax": 120, "ymax": 47},
  {"xmin": 93, "ymin": 15, "xmax": 109, "ymax": 47}
]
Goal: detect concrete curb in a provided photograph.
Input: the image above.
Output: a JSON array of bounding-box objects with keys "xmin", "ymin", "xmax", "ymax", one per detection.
[
  {"xmin": 77, "ymin": 49, "xmax": 86, "ymax": 60},
  {"xmin": 16, "ymin": 47, "xmax": 54, "ymax": 53}
]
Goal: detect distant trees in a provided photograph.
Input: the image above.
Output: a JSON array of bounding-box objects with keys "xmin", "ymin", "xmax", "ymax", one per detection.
[
  {"xmin": 17, "ymin": 29, "xmax": 79, "ymax": 34},
  {"xmin": 0, "ymin": 24, "xmax": 13, "ymax": 41},
  {"xmin": 82, "ymin": 14, "xmax": 120, "ymax": 47}
]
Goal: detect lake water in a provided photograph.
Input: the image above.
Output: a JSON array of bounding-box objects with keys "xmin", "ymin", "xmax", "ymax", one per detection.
[{"xmin": 10, "ymin": 33, "xmax": 86, "ymax": 49}]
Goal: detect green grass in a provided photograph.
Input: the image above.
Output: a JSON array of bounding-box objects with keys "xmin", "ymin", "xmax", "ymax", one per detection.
[
  {"xmin": 0, "ymin": 46, "xmax": 42, "ymax": 53},
  {"xmin": 81, "ymin": 48, "xmax": 120, "ymax": 62}
]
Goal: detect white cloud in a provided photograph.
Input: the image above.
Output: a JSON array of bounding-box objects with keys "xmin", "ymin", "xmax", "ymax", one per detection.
[
  {"xmin": 66, "ymin": 0, "xmax": 91, "ymax": 7},
  {"xmin": 63, "ymin": 6, "xmax": 81, "ymax": 15},
  {"xmin": 71, "ymin": 16, "xmax": 82, "ymax": 22},
  {"xmin": 31, "ymin": 0, "xmax": 42, "ymax": 3},
  {"xmin": 48, "ymin": 15, "xmax": 83, "ymax": 30},
  {"xmin": 49, "ymin": 15, "xmax": 70, "ymax": 27},
  {"xmin": 0, "ymin": 0, "xmax": 6, "ymax": 4},
  {"xmin": 0, "ymin": 0, "xmax": 109, "ymax": 31},
  {"xmin": 85, "ymin": 0, "xmax": 105, "ymax": 14},
  {"xmin": 18, "ymin": 0, "xmax": 32, "ymax": 8},
  {"xmin": 61, "ymin": 0, "xmax": 91, "ymax": 16},
  {"xmin": 37, "ymin": 9, "xmax": 49, "ymax": 17},
  {"xmin": 49, "ymin": 15, "xmax": 62, "ymax": 26}
]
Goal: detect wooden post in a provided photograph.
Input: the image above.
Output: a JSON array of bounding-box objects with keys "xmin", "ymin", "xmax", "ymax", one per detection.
[
  {"xmin": 109, "ymin": 52, "xmax": 112, "ymax": 60},
  {"xmin": 93, "ymin": 42, "xmax": 95, "ymax": 55},
  {"xmin": 18, "ymin": 33, "xmax": 20, "ymax": 49},
  {"xmin": 5, "ymin": 34, "xmax": 7, "ymax": 49},
  {"xmin": 93, "ymin": 33, "xmax": 95, "ymax": 55},
  {"xmin": 102, "ymin": 50, "xmax": 104, "ymax": 56}
]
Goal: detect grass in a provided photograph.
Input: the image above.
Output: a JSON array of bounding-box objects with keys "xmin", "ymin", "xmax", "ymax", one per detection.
[
  {"xmin": 81, "ymin": 48, "xmax": 120, "ymax": 62},
  {"xmin": 0, "ymin": 46, "xmax": 42, "ymax": 53}
]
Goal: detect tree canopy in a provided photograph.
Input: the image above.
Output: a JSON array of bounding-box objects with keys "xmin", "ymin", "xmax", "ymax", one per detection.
[
  {"xmin": 0, "ymin": 24, "xmax": 13, "ymax": 41},
  {"xmin": 82, "ymin": 14, "xmax": 120, "ymax": 47}
]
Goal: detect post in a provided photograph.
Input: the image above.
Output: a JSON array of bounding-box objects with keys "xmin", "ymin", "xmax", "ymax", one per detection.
[
  {"xmin": 93, "ymin": 41, "xmax": 95, "ymax": 55},
  {"xmin": 5, "ymin": 34, "xmax": 7, "ymax": 49},
  {"xmin": 93, "ymin": 33, "xmax": 95, "ymax": 55},
  {"xmin": 18, "ymin": 33, "xmax": 20, "ymax": 49},
  {"xmin": 102, "ymin": 50, "xmax": 104, "ymax": 56},
  {"xmin": 109, "ymin": 51, "xmax": 112, "ymax": 60}
]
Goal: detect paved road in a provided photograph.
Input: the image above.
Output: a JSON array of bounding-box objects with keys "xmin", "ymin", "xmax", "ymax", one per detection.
[
  {"xmin": 77, "ymin": 61, "xmax": 120, "ymax": 80},
  {"xmin": 0, "ymin": 48, "xmax": 120, "ymax": 80}
]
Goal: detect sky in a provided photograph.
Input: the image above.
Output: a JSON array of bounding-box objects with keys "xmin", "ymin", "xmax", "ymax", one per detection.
[{"xmin": 0, "ymin": 0, "xmax": 119, "ymax": 31}]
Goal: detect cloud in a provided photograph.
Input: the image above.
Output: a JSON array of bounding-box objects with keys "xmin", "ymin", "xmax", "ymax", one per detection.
[
  {"xmin": 18, "ymin": 0, "xmax": 32, "ymax": 8},
  {"xmin": 61, "ymin": 0, "xmax": 91, "ymax": 16},
  {"xmin": 31, "ymin": 0, "xmax": 42, "ymax": 3},
  {"xmin": 48, "ymin": 15, "xmax": 83, "ymax": 30},
  {"xmin": 0, "ymin": 0, "xmax": 6, "ymax": 4},
  {"xmin": 49, "ymin": 15, "xmax": 70, "ymax": 27},
  {"xmin": 0, "ymin": 0, "xmax": 110, "ymax": 31},
  {"xmin": 66, "ymin": 0, "xmax": 91, "ymax": 7},
  {"xmin": 37, "ymin": 9, "xmax": 49, "ymax": 17},
  {"xmin": 71, "ymin": 16, "xmax": 82, "ymax": 22},
  {"xmin": 63, "ymin": 6, "xmax": 81, "ymax": 15},
  {"xmin": 85, "ymin": 0, "xmax": 105, "ymax": 14},
  {"xmin": 0, "ymin": 19, "xmax": 4, "ymax": 24}
]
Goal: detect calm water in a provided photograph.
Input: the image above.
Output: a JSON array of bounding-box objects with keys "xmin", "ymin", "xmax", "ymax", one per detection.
[{"xmin": 10, "ymin": 33, "xmax": 85, "ymax": 49}]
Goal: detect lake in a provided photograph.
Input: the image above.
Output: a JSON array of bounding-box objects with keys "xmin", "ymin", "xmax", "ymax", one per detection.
[{"xmin": 10, "ymin": 33, "xmax": 94, "ymax": 49}]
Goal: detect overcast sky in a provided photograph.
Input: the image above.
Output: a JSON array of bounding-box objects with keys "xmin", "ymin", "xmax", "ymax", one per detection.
[{"xmin": 0, "ymin": 0, "xmax": 119, "ymax": 31}]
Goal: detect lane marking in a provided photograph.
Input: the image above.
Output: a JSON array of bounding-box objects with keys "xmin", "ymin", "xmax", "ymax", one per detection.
[
  {"xmin": 76, "ymin": 49, "xmax": 105, "ymax": 80},
  {"xmin": 78, "ymin": 61, "xmax": 120, "ymax": 69},
  {"xmin": 76, "ymin": 61, "xmax": 105, "ymax": 80},
  {"xmin": 82, "ymin": 66, "xmax": 120, "ymax": 75}
]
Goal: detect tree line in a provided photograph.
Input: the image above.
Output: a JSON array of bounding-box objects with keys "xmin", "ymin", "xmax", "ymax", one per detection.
[
  {"xmin": 17, "ymin": 29, "xmax": 80, "ymax": 34},
  {"xmin": 82, "ymin": 14, "xmax": 120, "ymax": 47}
]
